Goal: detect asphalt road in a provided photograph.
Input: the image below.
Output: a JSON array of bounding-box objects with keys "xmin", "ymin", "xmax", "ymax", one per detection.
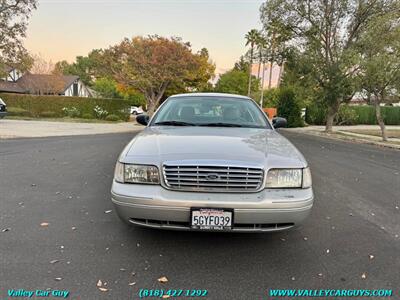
[{"xmin": 0, "ymin": 131, "xmax": 399, "ymax": 300}]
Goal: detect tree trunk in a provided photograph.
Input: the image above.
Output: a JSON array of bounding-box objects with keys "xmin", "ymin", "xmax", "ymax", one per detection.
[
  {"xmin": 146, "ymin": 99, "xmax": 157, "ymax": 117},
  {"xmin": 277, "ymin": 62, "xmax": 284, "ymax": 87},
  {"xmin": 259, "ymin": 62, "xmax": 266, "ymax": 107},
  {"xmin": 374, "ymin": 96, "xmax": 388, "ymax": 141},
  {"xmin": 325, "ymin": 100, "xmax": 340, "ymax": 133},
  {"xmin": 247, "ymin": 46, "xmax": 254, "ymax": 97},
  {"xmin": 257, "ymin": 51, "xmax": 262, "ymax": 79},
  {"xmin": 268, "ymin": 60, "xmax": 273, "ymax": 89}
]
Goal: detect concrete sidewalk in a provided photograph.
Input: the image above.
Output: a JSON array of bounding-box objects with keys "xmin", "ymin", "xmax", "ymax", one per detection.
[
  {"xmin": 283, "ymin": 125, "xmax": 400, "ymax": 149},
  {"xmin": 0, "ymin": 119, "xmax": 142, "ymax": 139}
]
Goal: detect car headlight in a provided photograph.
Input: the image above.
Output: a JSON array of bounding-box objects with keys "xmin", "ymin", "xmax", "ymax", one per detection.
[
  {"xmin": 266, "ymin": 167, "xmax": 312, "ymax": 188},
  {"xmin": 114, "ymin": 162, "xmax": 160, "ymax": 184}
]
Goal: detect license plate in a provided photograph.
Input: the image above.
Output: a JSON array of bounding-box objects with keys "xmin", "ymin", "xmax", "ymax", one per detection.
[{"xmin": 191, "ymin": 208, "xmax": 233, "ymax": 230}]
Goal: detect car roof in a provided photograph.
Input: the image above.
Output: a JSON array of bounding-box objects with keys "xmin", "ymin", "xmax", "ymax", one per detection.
[{"xmin": 169, "ymin": 93, "xmax": 252, "ymax": 100}]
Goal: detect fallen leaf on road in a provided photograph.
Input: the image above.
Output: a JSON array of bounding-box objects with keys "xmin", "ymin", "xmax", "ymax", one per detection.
[
  {"xmin": 50, "ymin": 260, "xmax": 59, "ymax": 264},
  {"xmin": 396, "ymin": 206, "xmax": 399, "ymax": 210},
  {"xmin": 98, "ymin": 288, "xmax": 108, "ymax": 292},
  {"xmin": 104, "ymin": 210, "xmax": 112, "ymax": 214},
  {"xmin": 158, "ymin": 276, "xmax": 168, "ymax": 283},
  {"xmin": 120, "ymin": 268, "xmax": 126, "ymax": 272},
  {"xmin": 2, "ymin": 228, "xmax": 10, "ymax": 232},
  {"xmin": 291, "ymin": 277, "xmax": 295, "ymax": 281},
  {"xmin": 96, "ymin": 280, "xmax": 103, "ymax": 287},
  {"xmin": 31, "ymin": 183, "xmax": 36, "ymax": 187},
  {"xmin": 303, "ymin": 237, "xmax": 308, "ymax": 241},
  {"xmin": 280, "ymin": 238, "xmax": 286, "ymax": 242},
  {"xmin": 71, "ymin": 227, "xmax": 77, "ymax": 231},
  {"xmin": 318, "ymin": 273, "xmax": 323, "ymax": 277},
  {"xmin": 137, "ymin": 243, "xmax": 140, "ymax": 247},
  {"xmin": 361, "ymin": 273, "xmax": 367, "ymax": 279},
  {"xmin": 369, "ymin": 255, "xmax": 374, "ymax": 260},
  {"xmin": 128, "ymin": 282, "xmax": 136, "ymax": 286},
  {"xmin": 131, "ymin": 272, "xmax": 136, "ymax": 276},
  {"xmin": 326, "ymin": 249, "xmax": 330, "ymax": 254},
  {"xmin": 56, "ymin": 191, "xmax": 61, "ymax": 195},
  {"xmin": 349, "ymin": 213, "xmax": 353, "ymax": 216},
  {"xmin": 40, "ymin": 222, "xmax": 49, "ymax": 227},
  {"xmin": 54, "ymin": 278, "xmax": 62, "ymax": 281}
]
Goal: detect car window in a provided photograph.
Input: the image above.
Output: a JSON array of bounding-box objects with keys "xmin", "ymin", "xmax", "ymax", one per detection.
[{"xmin": 151, "ymin": 96, "xmax": 271, "ymax": 129}]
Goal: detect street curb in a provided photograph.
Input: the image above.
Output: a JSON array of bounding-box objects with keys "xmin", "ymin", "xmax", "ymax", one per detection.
[{"xmin": 282, "ymin": 128, "xmax": 400, "ymax": 150}]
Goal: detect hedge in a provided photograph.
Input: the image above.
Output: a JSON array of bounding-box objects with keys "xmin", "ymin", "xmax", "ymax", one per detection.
[
  {"xmin": 306, "ymin": 104, "xmax": 400, "ymax": 125},
  {"xmin": 0, "ymin": 93, "xmax": 131, "ymax": 120}
]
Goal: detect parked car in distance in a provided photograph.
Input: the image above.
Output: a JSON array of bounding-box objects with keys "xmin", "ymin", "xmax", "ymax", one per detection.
[
  {"xmin": 130, "ymin": 106, "xmax": 144, "ymax": 115},
  {"xmin": 112, "ymin": 93, "xmax": 313, "ymax": 232},
  {"xmin": 0, "ymin": 97, "xmax": 7, "ymax": 119}
]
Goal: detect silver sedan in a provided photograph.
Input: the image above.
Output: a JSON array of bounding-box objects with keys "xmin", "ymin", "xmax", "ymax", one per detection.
[{"xmin": 111, "ymin": 93, "xmax": 313, "ymax": 232}]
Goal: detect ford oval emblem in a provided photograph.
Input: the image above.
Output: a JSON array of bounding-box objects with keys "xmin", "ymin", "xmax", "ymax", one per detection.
[{"xmin": 206, "ymin": 173, "xmax": 219, "ymax": 181}]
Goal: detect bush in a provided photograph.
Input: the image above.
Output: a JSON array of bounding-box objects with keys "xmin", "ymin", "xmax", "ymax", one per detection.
[
  {"xmin": 276, "ymin": 87, "xmax": 304, "ymax": 127},
  {"xmin": 6, "ymin": 107, "xmax": 31, "ymax": 117},
  {"xmin": 105, "ymin": 114, "xmax": 120, "ymax": 121},
  {"xmin": 93, "ymin": 105, "xmax": 108, "ymax": 119},
  {"xmin": 62, "ymin": 106, "xmax": 80, "ymax": 118},
  {"xmin": 305, "ymin": 102, "xmax": 327, "ymax": 125},
  {"xmin": 305, "ymin": 104, "xmax": 400, "ymax": 125},
  {"xmin": 0, "ymin": 93, "xmax": 130, "ymax": 121},
  {"xmin": 81, "ymin": 113, "xmax": 94, "ymax": 119},
  {"xmin": 39, "ymin": 111, "xmax": 57, "ymax": 118},
  {"xmin": 335, "ymin": 105, "xmax": 358, "ymax": 125}
]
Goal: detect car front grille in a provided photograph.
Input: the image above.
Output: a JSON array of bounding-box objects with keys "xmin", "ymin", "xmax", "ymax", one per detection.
[
  {"xmin": 163, "ymin": 164, "xmax": 264, "ymax": 192},
  {"xmin": 129, "ymin": 218, "xmax": 294, "ymax": 232}
]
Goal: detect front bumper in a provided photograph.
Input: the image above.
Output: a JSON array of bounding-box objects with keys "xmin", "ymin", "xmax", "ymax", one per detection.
[
  {"xmin": 111, "ymin": 181, "xmax": 314, "ymax": 232},
  {"xmin": 0, "ymin": 111, "xmax": 7, "ymax": 119}
]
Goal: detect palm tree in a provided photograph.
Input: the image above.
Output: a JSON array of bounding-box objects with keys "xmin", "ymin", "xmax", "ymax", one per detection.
[
  {"xmin": 245, "ymin": 29, "xmax": 260, "ymax": 96},
  {"xmin": 256, "ymin": 34, "xmax": 267, "ymax": 80}
]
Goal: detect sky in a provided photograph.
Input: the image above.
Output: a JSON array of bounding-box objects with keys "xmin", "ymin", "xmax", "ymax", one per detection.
[{"xmin": 25, "ymin": 0, "xmax": 265, "ymax": 74}]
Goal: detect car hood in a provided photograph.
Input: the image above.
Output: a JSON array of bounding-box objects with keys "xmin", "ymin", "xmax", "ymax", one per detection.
[{"xmin": 120, "ymin": 127, "xmax": 307, "ymax": 169}]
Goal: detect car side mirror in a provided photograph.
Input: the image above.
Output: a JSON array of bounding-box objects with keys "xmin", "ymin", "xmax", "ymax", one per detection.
[
  {"xmin": 272, "ymin": 117, "xmax": 287, "ymax": 129},
  {"xmin": 136, "ymin": 114, "xmax": 149, "ymax": 126}
]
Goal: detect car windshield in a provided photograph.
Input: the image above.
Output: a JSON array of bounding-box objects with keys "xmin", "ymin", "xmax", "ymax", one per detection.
[{"xmin": 151, "ymin": 96, "xmax": 271, "ymax": 129}]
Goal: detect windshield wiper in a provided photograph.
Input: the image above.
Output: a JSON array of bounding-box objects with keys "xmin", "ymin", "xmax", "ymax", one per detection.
[
  {"xmin": 154, "ymin": 120, "xmax": 196, "ymax": 126},
  {"xmin": 199, "ymin": 122, "xmax": 244, "ymax": 127}
]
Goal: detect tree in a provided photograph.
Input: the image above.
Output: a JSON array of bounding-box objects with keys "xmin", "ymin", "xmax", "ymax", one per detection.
[
  {"xmin": 214, "ymin": 69, "xmax": 260, "ymax": 96},
  {"xmin": 233, "ymin": 55, "xmax": 250, "ymax": 72},
  {"xmin": 276, "ymin": 87, "xmax": 303, "ymax": 127},
  {"xmin": 30, "ymin": 53, "xmax": 56, "ymax": 74},
  {"xmin": 54, "ymin": 49, "xmax": 104, "ymax": 86},
  {"xmin": 245, "ymin": 29, "xmax": 260, "ymax": 96},
  {"xmin": 93, "ymin": 77, "xmax": 122, "ymax": 99},
  {"xmin": 256, "ymin": 34, "xmax": 267, "ymax": 80},
  {"xmin": 103, "ymin": 36, "xmax": 214, "ymax": 115},
  {"xmin": 0, "ymin": 0, "xmax": 37, "ymax": 76},
  {"xmin": 358, "ymin": 13, "xmax": 400, "ymax": 141},
  {"xmin": 260, "ymin": 0, "xmax": 399, "ymax": 132}
]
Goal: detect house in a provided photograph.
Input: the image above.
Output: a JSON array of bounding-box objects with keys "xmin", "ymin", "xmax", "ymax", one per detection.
[{"xmin": 0, "ymin": 66, "xmax": 92, "ymax": 97}]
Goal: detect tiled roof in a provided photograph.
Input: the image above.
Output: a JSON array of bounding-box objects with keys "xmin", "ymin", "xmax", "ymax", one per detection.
[{"xmin": 0, "ymin": 73, "xmax": 79, "ymax": 94}]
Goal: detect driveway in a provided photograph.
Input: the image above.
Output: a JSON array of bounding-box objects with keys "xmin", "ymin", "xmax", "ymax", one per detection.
[
  {"xmin": 0, "ymin": 119, "xmax": 140, "ymax": 138},
  {"xmin": 0, "ymin": 132, "xmax": 399, "ymax": 299}
]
